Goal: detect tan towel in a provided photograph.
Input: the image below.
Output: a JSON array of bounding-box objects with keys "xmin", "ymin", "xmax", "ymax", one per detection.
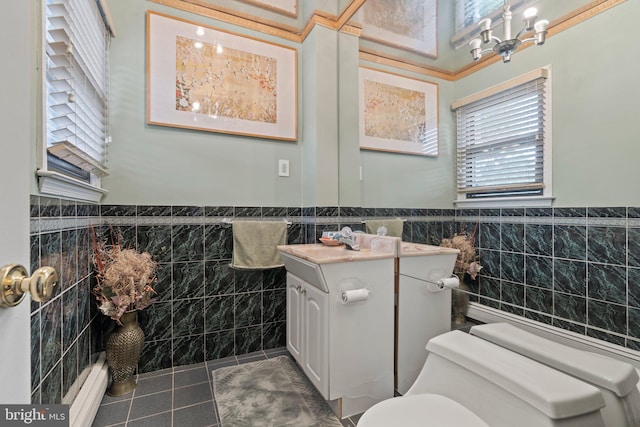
[
  {"xmin": 365, "ymin": 219, "xmax": 404, "ymax": 238},
  {"xmin": 231, "ymin": 221, "xmax": 287, "ymax": 269}
]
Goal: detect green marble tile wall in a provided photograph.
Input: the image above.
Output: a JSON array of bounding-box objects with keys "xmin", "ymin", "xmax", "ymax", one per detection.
[{"xmin": 29, "ymin": 199, "xmax": 640, "ymax": 405}]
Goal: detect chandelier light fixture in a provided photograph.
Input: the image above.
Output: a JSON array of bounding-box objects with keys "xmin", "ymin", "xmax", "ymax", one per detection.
[{"xmin": 469, "ymin": 1, "xmax": 549, "ymax": 63}]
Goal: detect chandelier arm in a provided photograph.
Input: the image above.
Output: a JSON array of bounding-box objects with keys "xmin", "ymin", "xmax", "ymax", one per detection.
[
  {"xmin": 514, "ymin": 28, "xmax": 529, "ymax": 40},
  {"xmin": 520, "ymin": 37, "xmax": 538, "ymax": 44}
]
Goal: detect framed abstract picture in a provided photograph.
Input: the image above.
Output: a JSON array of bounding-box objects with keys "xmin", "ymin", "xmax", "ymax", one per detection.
[
  {"xmin": 146, "ymin": 11, "xmax": 298, "ymax": 141},
  {"xmin": 359, "ymin": 67, "xmax": 438, "ymax": 156},
  {"xmin": 356, "ymin": 0, "xmax": 438, "ymax": 58},
  {"xmin": 236, "ymin": 0, "xmax": 298, "ymax": 17}
]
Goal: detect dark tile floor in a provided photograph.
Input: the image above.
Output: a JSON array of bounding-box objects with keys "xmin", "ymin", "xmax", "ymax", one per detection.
[{"xmin": 92, "ymin": 347, "xmax": 362, "ymax": 427}]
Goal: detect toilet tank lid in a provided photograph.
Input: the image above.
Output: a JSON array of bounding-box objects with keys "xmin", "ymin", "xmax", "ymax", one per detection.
[
  {"xmin": 470, "ymin": 323, "xmax": 639, "ymax": 397},
  {"xmin": 427, "ymin": 331, "xmax": 606, "ymax": 420}
]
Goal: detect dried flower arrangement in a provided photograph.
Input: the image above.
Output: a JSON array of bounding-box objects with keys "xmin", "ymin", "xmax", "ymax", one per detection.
[
  {"xmin": 440, "ymin": 225, "xmax": 483, "ymax": 324},
  {"xmin": 440, "ymin": 225, "xmax": 482, "ymax": 280},
  {"xmin": 92, "ymin": 228, "xmax": 157, "ymax": 324}
]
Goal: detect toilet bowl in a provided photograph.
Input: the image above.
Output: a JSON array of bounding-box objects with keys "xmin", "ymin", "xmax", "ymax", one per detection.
[
  {"xmin": 470, "ymin": 322, "xmax": 640, "ymax": 427},
  {"xmin": 357, "ymin": 330, "xmax": 607, "ymax": 427}
]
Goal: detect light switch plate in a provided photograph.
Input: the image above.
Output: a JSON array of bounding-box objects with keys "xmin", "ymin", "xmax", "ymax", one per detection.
[{"xmin": 278, "ymin": 160, "xmax": 289, "ymax": 177}]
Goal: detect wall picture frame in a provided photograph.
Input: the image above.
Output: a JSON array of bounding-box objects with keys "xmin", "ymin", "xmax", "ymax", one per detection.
[
  {"xmin": 356, "ymin": 0, "xmax": 438, "ymax": 58},
  {"xmin": 236, "ymin": 0, "xmax": 298, "ymax": 17},
  {"xmin": 146, "ymin": 11, "xmax": 298, "ymax": 141},
  {"xmin": 359, "ymin": 67, "xmax": 439, "ymax": 157}
]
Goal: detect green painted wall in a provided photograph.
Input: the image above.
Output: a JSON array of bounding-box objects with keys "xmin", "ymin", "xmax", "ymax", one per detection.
[
  {"xmin": 103, "ymin": 0, "xmax": 639, "ymax": 209},
  {"xmin": 454, "ymin": 0, "xmax": 640, "ymax": 207},
  {"xmin": 104, "ymin": 0, "xmax": 303, "ymax": 206},
  {"xmin": 300, "ymin": 25, "xmax": 340, "ymax": 206},
  {"xmin": 358, "ymin": 64, "xmax": 456, "ymax": 208}
]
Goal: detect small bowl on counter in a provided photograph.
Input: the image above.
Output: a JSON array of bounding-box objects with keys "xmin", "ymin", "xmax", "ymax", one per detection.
[{"xmin": 319, "ymin": 237, "xmax": 342, "ymax": 246}]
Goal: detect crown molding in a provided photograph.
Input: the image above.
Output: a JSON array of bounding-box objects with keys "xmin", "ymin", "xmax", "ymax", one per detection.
[
  {"xmin": 359, "ymin": 48, "xmax": 455, "ymax": 81},
  {"xmin": 149, "ymin": 0, "xmax": 627, "ymax": 80},
  {"xmin": 149, "ymin": 0, "xmax": 300, "ymax": 42}
]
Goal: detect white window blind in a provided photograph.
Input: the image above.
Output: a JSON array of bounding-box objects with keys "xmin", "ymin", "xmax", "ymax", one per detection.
[
  {"xmin": 45, "ymin": 0, "xmax": 110, "ymax": 176},
  {"xmin": 455, "ymin": 71, "xmax": 548, "ymax": 198}
]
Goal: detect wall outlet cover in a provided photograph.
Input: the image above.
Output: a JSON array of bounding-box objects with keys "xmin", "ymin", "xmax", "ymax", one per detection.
[{"xmin": 279, "ymin": 159, "xmax": 289, "ymax": 177}]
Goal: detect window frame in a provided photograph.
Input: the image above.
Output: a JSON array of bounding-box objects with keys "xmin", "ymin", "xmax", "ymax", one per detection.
[
  {"xmin": 452, "ymin": 66, "xmax": 553, "ymax": 208},
  {"xmin": 37, "ymin": 0, "xmax": 114, "ymax": 203}
]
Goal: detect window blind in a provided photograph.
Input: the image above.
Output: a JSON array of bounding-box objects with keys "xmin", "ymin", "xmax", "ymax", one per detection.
[
  {"xmin": 45, "ymin": 0, "xmax": 110, "ymax": 176},
  {"xmin": 455, "ymin": 75, "xmax": 547, "ymax": 197}
]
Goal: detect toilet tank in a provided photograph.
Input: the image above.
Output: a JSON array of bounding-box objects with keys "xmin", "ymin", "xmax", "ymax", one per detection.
[
  {"xmin": 471, "ymin": 323, "xmax": 640, "ymax": 427},
  {"xmin": 410, "ymin": 331, "xmax": 606, "ymax": 427}
]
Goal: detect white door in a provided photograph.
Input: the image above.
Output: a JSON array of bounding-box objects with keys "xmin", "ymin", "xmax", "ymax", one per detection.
[{"xmin": 0, "ymin": 0, "xmax": 35, "ymax": 404}]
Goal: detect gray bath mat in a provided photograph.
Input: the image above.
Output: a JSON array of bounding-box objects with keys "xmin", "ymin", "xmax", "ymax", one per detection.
[{"xmin": 212, "ymin": 355, "xmax": 342, "ymax": 427}]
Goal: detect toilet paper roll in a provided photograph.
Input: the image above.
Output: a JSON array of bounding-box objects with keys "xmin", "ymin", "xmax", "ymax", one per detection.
[
  {"xmin": 437, "ymin": 276, "xmax": 460, "ymax": 290},
  {"xmin": 340, "ymin": 288, "xmax": 370, "ymax": 304}
]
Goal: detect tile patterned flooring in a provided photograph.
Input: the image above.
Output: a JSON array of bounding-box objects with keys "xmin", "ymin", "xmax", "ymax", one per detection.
[{"xmin": 92, "ymin": 347, "xmax": 362, "ymax": 427}]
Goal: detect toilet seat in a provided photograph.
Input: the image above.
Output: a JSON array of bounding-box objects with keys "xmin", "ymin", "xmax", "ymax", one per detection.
[{"xmin": 357, "ymin": 394, "xmax": 489, "ymax": 427}]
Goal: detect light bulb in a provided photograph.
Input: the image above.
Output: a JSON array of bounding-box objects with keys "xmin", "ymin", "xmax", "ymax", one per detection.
[
  {"xmin": 522, "ymin": 7, "xmax": 538, "ymax": 30},
  {"xmin": 534, "ymin": 20, "xmax": 549, "ymax": 45},
  {"xmin": 478, "ymin": 18, "xmax": 492, "ymax": 32},
  {"xmin": 534, "ymin": 19, "xmax": 549, "ymax": 32},
  {"xmin": 470, "ymin": 38, "xmax": 482, "ymax": 61}
]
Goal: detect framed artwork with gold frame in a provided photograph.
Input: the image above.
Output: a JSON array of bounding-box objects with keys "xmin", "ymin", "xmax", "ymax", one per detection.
[
  {"xmin": 356, "ymin": 0, "xmax": 438, "ymax": 58},
  {"xmin": 146, "ymin": 11, "xmax": 297, "ymax": 141},
  {"xmin": 359, "ymin": 67, "xmax": 438, "ymax": 156}
]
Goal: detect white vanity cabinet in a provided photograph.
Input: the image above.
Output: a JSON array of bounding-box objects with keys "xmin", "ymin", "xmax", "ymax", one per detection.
[
  {"xmin": 396, "ymin": 244, "xmax": 459, "ymax": 394},
  {"xmin": 279, "ymin": 243, "xmax": 397, "ymax": 419},
  {"xmin": 286, "ymin": 272, "xmax": 329, "ymax": 398}
]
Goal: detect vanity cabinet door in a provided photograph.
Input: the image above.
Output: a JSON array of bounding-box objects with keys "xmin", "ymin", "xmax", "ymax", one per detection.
[
  {"xmin": 302, "ymin": 282, "xmax": 329, "ymax": 398},
  {"xmin": 286, "ymin": 272, "xmax": 329, "ymax": 399},
  {"xmin": 286, "ymin": 273, "xmax": 304, "ymax": 364}
]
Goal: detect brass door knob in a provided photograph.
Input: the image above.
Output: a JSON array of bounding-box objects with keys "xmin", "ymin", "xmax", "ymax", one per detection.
[{"xmin": 0, "ymin": 264, "xmax": 59, "ymax": 308}]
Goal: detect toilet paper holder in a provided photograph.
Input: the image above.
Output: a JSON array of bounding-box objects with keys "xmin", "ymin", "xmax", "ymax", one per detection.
[
  {"xmin": 425, "ymin": 275, "xmax": 460, "ymax": 291},
  {"xmin": 339, "ymin": 288, "xmax": 371, "ymax": 304}
]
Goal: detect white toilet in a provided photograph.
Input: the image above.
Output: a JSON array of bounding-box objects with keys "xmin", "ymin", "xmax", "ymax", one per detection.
[
  {"xmin": 470, "ymin": 322, "xmax": 640, "ymax": 427},
  {"xmin": 357, "ymin": 330, "xmax": 607, "ymax": 427}
]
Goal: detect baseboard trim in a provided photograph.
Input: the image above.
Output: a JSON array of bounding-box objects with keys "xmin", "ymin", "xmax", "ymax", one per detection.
[{"xmin": 69, "ymin": 352, "xmax": 109, "ymax": 427}]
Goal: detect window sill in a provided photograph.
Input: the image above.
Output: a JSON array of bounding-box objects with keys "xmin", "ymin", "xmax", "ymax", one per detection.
[
  {"xmin": 37, "ymin": 170, "xmax": 107, "ymax": 203},
  {"xmin": 454, "ymin": 195, "xmax": 554, "ymax": 209}
]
